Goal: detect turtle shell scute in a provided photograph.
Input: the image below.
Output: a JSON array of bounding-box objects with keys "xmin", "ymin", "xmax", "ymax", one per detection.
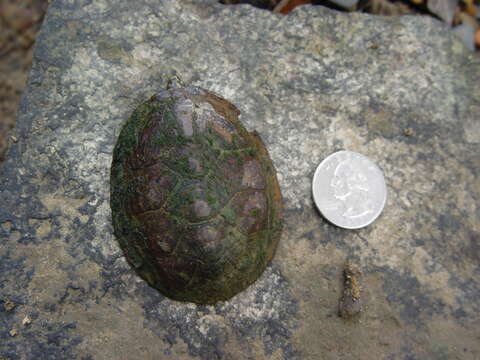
[{"xmin": 110, "ymin": 86, "xmax": 283, "ymax": 304}]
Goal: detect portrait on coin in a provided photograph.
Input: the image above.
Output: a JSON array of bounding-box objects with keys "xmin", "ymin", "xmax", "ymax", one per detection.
[{"xmin": 330, "ymin": 160, "xmax": 374, "ymax": 219}]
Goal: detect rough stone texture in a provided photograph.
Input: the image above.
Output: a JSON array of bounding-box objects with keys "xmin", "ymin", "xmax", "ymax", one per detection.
[{"xmin": 1, "ymin": 0, "xmax": 479, "ymax": 359}]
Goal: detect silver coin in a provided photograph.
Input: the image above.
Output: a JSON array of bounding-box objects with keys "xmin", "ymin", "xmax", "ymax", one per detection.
[{"xmin": 312, "ymin": 150, "xmax": 387, "ymax": 229}]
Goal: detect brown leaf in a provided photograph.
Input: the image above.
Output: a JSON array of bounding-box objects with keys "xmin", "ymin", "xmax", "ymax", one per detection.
[
  {"xmin": 462, "ymin": 0, "xmax": 477, "ymax": 17},
  {"xmin": 365, "ymin": 0, "xmax": 416, "ymax": 16},
  {"xmin": 273, "ymin": 0, "xmax": 313, "ymax": 14}
]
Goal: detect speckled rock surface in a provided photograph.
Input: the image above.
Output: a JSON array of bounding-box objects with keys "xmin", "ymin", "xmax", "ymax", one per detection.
[{"xmin": 1, "ymin": 1, "xmax": 479, "ymax": 359}]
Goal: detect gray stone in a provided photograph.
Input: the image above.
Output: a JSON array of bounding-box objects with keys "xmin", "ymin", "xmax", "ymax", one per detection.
[
  {"xmin": 452, "ymin": 23, "xmax": 476, "ymax": 51},
  {"xmin": 1, "ymin": 0, "xmax": 479, "ymax": 359},
  {"xmin": 427, "ymin": 0, "xmax": 458, "ymax": 24},
  {"xmin": 328, "ymin": 0, "xmax": 359, "ymax": 9}
]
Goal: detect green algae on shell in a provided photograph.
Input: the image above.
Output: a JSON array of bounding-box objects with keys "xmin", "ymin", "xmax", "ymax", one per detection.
[{"xmin": 110, "ymin": 85, "xmax": 283, "ymax": 304}]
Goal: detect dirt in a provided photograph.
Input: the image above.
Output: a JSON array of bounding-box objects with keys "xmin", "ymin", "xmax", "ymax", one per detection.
[
  {"xmin": 3, "ymin": 299, "xmax": 17, "ymax": 312},
  {"xmin": 338, "ymin": 261, "xmax": 365, "ymax": 319},
  {"xmin": 0, "ymin": 0, "xmax": 49, "ymax": 164}
]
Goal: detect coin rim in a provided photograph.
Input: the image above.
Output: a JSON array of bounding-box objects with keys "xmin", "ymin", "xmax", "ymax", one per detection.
[{"xmin": 312, "ymin": 150, "xmax": 387, "ymax": 230}]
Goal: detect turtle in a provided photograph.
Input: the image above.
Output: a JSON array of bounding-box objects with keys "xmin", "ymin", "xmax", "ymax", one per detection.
[{"xmin": 110, "ymin": 82, "xmax": 283, "ymax": 304}]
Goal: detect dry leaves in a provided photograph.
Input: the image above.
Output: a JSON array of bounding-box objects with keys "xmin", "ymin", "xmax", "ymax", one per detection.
[{"xmin": 274, "ymin": 0, "xmax": 313, "ymax": 13}]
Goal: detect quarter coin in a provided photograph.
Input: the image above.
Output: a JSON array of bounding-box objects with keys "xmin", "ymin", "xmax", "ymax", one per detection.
[{"xmin": 312, "ymin": 151, "xmax": 387, "ymax": 229}]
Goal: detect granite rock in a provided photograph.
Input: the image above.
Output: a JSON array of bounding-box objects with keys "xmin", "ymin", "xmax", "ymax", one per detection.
[{"xmin": 1, "ymin": 0, "xmax": 479, "ymax": 359}]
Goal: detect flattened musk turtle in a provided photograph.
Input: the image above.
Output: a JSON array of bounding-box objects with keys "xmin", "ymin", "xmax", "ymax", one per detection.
[{"xmin": 110, "ymin": 83, "xmax": 283, "ymax": 304}]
